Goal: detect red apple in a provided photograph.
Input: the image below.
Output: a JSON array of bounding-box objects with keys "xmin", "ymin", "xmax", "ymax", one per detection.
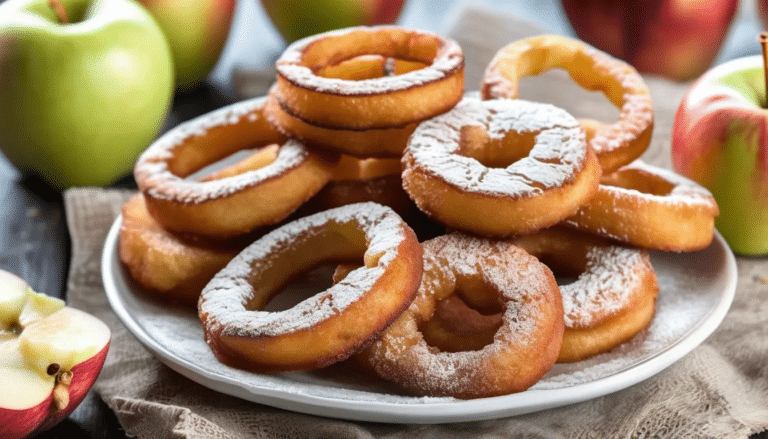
[
  {"xmin": 260, "ymin": 0, "xmax": 407, "ymax": 43},
  {"xmin": 137, "ymin": 0, "xmax": 237, "ymax": 91},
  {"xmin": 759, "ymin": 0, "xmax": 768, "ymax": 32},
  {"xmin": 561, "ymin": 0, "xmax": 739, "ymax": 82},
  {"xmin": 671, "ymin": 54, "xmax": 768, "ymax": 255},
  {"xmin": 0, "ymin": 270, "xmax": 110, "ymax": 439}
]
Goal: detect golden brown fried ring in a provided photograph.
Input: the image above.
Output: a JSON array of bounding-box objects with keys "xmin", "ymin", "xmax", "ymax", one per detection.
[
  {"xmin": 118, "ymin": 194, "xmax": 248, "ymax": 306},
  {"xmin": 198, "ymin": 202, "xmax": 423, "ymax": 373},
  {"xmin": 274, "ymin": 26, "xmax": 464, "ymax": 130},
  {"xmin": 482, "ymin": 34, "xmax": 654, "ymax": 173},
  {"xmin": 564, "ymin": 160, "xmax": 720, "ymax": 252},
  {"xmin": 356, "ymin": 233, "xmax": 563, "ymax": 399},
  {"xmin": 135, "ymin": 96, "xmax": 336, "ymax": 239},
  {"xmin": 402, "ymin": 95, "xmax": 601, "ymax": 237}
]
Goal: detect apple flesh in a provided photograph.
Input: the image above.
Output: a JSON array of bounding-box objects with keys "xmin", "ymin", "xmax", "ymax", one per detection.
[
  {"xmin": 260, "ymin": 0, "xmax": 406, "ymax": 43},
  {"xmin": 0, "ymin": 0, "xmax": 174, "ymax": 190},
  {"xmin": 0, "ymin": 271, "xmax": 110, "ymax": 439},
  {"xmin": 137, "ymin": 0, "xmax": 236, "ymax": 91},
  {"xmin": 672, "ymin": 55, "xmax": 768, "ymax": 255},
  {"xmin": 560, "ymin": 0, "xmax": 738, "ymax": 82}
]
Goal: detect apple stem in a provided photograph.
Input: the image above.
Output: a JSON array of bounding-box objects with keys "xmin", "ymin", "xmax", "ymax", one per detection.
[
  {"xmin": 52, "ymin": 370, "xmax": 73, "ymax": 411},
  {"xmin": 58, "ymin": 370, "xmax": 73, "ymax": 386},
  {"xmin": 47, "ymin": 0, "xmax": 68, "ymax": 24},
  {"xmin": 761, "ymin": 32, "xmax": 768, "ymax": 109}
]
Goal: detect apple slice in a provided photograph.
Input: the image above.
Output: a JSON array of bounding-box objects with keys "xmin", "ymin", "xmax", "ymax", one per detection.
[
  {"xmin": 0, "ymin": 271, "xmax": 110, "ymax": 439},
  {"xmin": 0, "ymin": 270, "xmax": 39, "ymax": 329}
]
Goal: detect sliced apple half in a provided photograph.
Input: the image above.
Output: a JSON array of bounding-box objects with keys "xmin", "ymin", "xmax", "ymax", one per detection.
[{"xmin": 0, "ymin": 271, "xmax": 110, "ymax": 439}]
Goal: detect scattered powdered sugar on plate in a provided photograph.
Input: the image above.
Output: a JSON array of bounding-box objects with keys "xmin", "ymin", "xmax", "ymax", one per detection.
[{"xmin": 405, "ymin": 96, "xmax": 587, "ymax": 197}]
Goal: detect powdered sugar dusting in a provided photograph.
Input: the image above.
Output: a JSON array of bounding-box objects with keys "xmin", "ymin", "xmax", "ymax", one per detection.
[
  {"xmin": 139, "ymin": 140, "xmax": 307, "ymax": 204},
  {"xmin": 367, "ymin": 234, "xmax": 560, "ymax": 397},
  {"xmin": 276, "ymin": 26, "xmax": 463, "ymax": 96},
  {"xmin": 481, "ymin": 35, "xmax": 653, "ymax": 157},
  {"xmin": 405, "ymin": 96, "xmax": 587, "ymax": 197},
  {"xmin": 134, "ymin": 97, "xmax": 315, "ymax": 205},
  {"xmin": 617, "ymin": 160, "xmax": 719, "ymax": 209},
  {"xmin": 584, "ymin": 46, "xmax": 654, "ymax": 155},
  {"xmin": 199, "ymin": 203, "xmax": 406, "ymax": 338},
  {"xmin": 561, "ymin": 246, "xmax": 650, "ymax": 328}
]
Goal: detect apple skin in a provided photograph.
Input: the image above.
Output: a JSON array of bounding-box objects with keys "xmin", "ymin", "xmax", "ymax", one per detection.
[
  {"xmin": 137, "ymin": 0, "xmax": 236, "ymax": 91},
  {"xmin": 31, "ymin": 343, "xmax": 111, "ymax": 436},
  {"xmin": 0, "ymin": 343, "xmax": 110, "ymax": 439},
  {"xmin": 759, "ymin": 0, "xmax": 768, "ymax": 33},
  {"xmin": 560, "ymin": 0, "xmax": 738, "ymax": 82},
  {"xmin": 260, "ymin": 0, "xmax": 406, "ymax": 43},
  {"xmin": 672, "ymin": 55, "xmax": 768, "ymax": 255},
  {"xmin": 0, "ymin": 0, "xmax": 174, "ymax": 190}
]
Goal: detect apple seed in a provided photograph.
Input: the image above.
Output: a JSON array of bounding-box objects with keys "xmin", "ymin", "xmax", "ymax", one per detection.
[
  {"xmin": 46, "ymin": 363, "xmax": 60, "ymax": 376},
  {"xmin": 9, "ymin": 322, "xmax": 22, "ymax": 335}
]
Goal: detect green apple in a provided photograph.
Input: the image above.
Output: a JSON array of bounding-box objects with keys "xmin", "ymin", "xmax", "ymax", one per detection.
[
  {"xmin": 672, "ymin": 54, "xmax": 768, "ymax": 255},
  {"xmin": 260, "ymin": 0, "xmax": 407, "ymax": 43},
  {"xmin": 0, "ymin": 0, "xmax": 174, "ymax": 190},
  {"xmin": 137, "ymin": 0, "xmax": 236, "ymax": 91},
  {"xmin": 0, "ymin": 270, "xmax": 110, "ymax": 439}
]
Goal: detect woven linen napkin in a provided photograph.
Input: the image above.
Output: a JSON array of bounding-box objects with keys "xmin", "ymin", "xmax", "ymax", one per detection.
[{"xmin": 62, "ymin": 5, "xmax": 768, "ymax": 438}]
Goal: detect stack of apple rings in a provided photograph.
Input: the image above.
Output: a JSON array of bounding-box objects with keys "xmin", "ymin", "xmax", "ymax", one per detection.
[
  {"xmin": 265, "ymin": 26, "xmax": 465, "ymax": 158},
  {"xmin": 264, "ymin": 25, "xmax": 466, "ymax": 224},
  {"xmin": 117, "ymin": 27, "xmax": 723, "ymax": 400}
]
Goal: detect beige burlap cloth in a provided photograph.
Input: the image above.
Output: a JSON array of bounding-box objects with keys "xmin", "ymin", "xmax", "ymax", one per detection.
[{"xmin": 63, "ymin": 6, "xmax": 768, "ymax": 439}]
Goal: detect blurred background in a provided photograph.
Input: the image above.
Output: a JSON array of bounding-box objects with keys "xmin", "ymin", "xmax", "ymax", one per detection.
[{"xmin": 209, "ymin": 0, "xmax": 764, "ymax": 100}]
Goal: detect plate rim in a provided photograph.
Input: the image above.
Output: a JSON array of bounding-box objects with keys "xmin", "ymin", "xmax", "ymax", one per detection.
[{"xmin": 101, "ymin": 215, "xmax": 737, "ymax": 424}]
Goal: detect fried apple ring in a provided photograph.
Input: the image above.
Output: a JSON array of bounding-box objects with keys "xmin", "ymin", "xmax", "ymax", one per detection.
[
  {"xmin": 511, "ymin": 228, "xmax": 658, "ymax": 362},
  {"xmin": 134, "ymin": 97, "xmax": 336, "ymax": 239},
  {"xmin": 265, "ymin": 53, "xmax": 429, "ymax": 156},
  {"xmin": 420, "ymin": 228, "xmax": 658, "ymax": 363},
  {"xmin": 264, "ymin": 86, "xmax": 418, "ymax": 158},
  {"xmin": 357, "ymin": 233, "xmax": 563, "ymax": 399},
  {"xmin": 198, "ymin": 202, "xmax": 423, "ymax": 373},
  {"xmin": 564, "ymin": 160, "xmax": 720, "ymax": 252},
  {"xmin": 274, "ymin": 26, "xmax": 464, "ymax": 130},
  {"xmin": 118, "ymin": 194, "xmax": 249, "ymax": 306},
  {"xmin": 402, "ymin": 95, "xmax": 602, "ymax": 237},
  {"xmin": 481, "ymin": 34, "xmax": 654, "ymax": 173}
]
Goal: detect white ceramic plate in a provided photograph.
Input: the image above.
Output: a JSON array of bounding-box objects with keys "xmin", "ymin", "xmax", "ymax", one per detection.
[{"xmin": 102, "ymin": 217, "xmax": 737, "ymax": 424}]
